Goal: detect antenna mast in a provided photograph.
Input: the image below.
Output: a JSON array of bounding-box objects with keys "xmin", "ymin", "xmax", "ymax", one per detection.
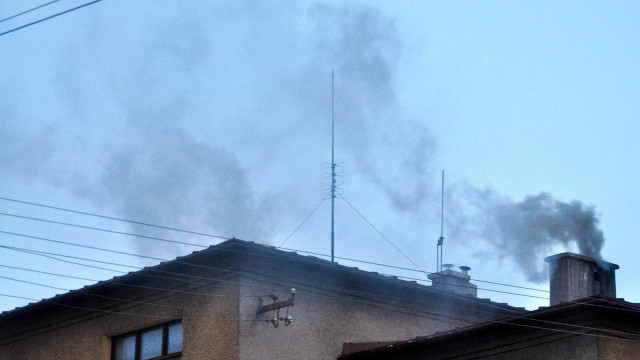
[
  {"xmin": 437, "ymin": 170, "xmax": 444, "ymax": 272},
  {"xmin": 331, "ymin": 70, "xmax": 336, "ymax": 263}
]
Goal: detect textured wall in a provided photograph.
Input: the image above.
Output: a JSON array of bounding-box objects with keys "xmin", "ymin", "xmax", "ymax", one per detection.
[{"xmin": 0, "ymin": 272, "xmax": 240, "ymax": 360}]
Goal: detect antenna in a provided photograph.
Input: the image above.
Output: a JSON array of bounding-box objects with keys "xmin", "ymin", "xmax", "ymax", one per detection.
[
  {"xmin": 331, "ymin": 70, "xmax": 336, "ymax": 263},
  {"xmin": 437, "ymin": 170, "xmax": 444, "ymax": 273}
]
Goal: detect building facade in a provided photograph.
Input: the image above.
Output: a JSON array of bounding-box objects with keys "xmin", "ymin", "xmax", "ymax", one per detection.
[
  {"xmin": 339, "ymin": 252, "xmax": 640, "ymax": 360},
  {"xmin": 0, "ymin": 239, "xmax": 520, "ymax": 360}
]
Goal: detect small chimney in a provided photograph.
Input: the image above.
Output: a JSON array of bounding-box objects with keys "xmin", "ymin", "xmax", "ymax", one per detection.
[
  {"xmin": 428, "ymin": 264, "xmax": 477, "ymax": 297},
  {"xmin": 545, "ymin": 252, "xmax": 619, "ymax": 306}
]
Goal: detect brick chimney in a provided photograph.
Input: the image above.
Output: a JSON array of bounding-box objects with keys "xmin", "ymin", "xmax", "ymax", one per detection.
[{"xmin": 545, "ymin": 252, "xmax": 619, "ymax": 306}]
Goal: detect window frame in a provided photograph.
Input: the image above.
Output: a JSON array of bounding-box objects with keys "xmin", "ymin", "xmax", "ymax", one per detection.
[{"xmin": 111, "ymin": 320, "xmax": 183, "ymax": 360}]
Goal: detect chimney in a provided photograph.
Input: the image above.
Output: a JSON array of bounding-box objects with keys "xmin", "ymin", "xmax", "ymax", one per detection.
[
  {"xmin": 428, "ymin": 264, "xmax": 477, "ymax": 297},
  {"xmin": 545, "ymin": 252, "xmax": 619, "ymax": 306}
]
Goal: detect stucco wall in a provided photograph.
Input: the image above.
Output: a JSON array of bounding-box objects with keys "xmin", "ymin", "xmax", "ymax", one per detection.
[
  {"xmin": 0, "ymin": 272, "xmax": 240, "ymax": 360},
  {"xmin": 236, "ymin": 274, "xmax": 506, "ymax": 360},
  {"xmin": 598, "ymin": 335, "xmax": 640, "ymax": 360}
]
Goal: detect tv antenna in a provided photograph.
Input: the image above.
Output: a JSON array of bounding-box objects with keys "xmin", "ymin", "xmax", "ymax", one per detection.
[
  {"xmin": 331, "ymin": 71, "xmax": 336, "ymax": 262},
  {"xmin": 324, "ymin": 71, "xmax": 348, "ymax": 262},
  {"xmin": 437, "ymin": 170, "xmax": 444, "ymax": 273}
]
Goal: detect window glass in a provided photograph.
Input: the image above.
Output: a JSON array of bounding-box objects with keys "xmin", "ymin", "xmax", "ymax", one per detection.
[
  {"xmin": 113, "ymin": 334, "xmax": 136, "ymax": 360},
  {"xmin": 112, "ymin": 320, "xmax": 183, "ymax": 360},
  {"xmin": 140, "ymin": 327, "xmax": 163, "ymax": 360},
  {"xmin": 167, "ymin": 321, "xmax": 183, "ymax": 354}
]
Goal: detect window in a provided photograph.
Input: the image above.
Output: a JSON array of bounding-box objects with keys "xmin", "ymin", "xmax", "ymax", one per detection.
[{"xmin": 112, "ymin": 320, "xmax": 183, "ymax": 360}]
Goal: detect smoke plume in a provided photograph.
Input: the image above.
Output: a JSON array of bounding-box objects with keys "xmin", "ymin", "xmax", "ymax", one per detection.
[
  {"xmin": 449, "ymin": 185, "xmax": 605, "ymax": 283},
  {"xmin": 0, "ymin": 1, "xmax": 607, "ymax": 282}
]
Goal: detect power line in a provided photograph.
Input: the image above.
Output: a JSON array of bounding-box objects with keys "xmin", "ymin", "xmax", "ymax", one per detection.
[
  {"xmin": 0, "ymin": 274, "xmax": 243, "ymax": 301},
  {"xmin": 0, "ymin": 0, "xmax": 103, "ymax": 37},
  {"xmin": 0, "ymin": 0, "xmax": 62, "ymax": 24},
  {"xmin": 1, "ymin": 206, "xmax": 639, "ymax": 345},
  {"xmin": 0, "ymin": 238, "xmax": 548, "ymax": 302},
  {"xmin": 0, "ymin": 228, "xmax": 547, "ymax": 300},
  {"xmin": 278, "ymin": 246, "xmax": 549, "ymax": 294},
  {"xmin": 0, "ymin": 211, "xmax": 212, "ymax": 248},
  {"xmin": 0, "ymin": 244, "xmax": 527, "ymax": 317},
  {"xmin": 0, "ymin": 293, "xmax": 265, "ymax": 323},
  {"xmin": 0, "ymin": 196, "xmax": 549, "ymax": 295},
  {"xmin": 0, "ymin": 215, "xmax": 548, "ymax": 300},
  {"xmin": 3, "ymin": 246, "xmax": 640, "ymax": 344},
  {"xmin": 0, "ymin": 196, "xmax": 230, "ymax": 240},
  {"xmin": 0, "ymin": 240, "xmax": 552, "ymax": 328},
  {"xmin": 0, "ymin": 230, "xmax": 166, "ymax": 262}
]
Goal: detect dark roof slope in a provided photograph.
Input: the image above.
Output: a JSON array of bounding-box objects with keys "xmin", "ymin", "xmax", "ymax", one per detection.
[
  {"xmin": 0, "ymin": 238, "xmax": 522, "ymax": 321},
  {"xmin": 339, "ymin": 295, "xmax": 640, "ymax": 359}
]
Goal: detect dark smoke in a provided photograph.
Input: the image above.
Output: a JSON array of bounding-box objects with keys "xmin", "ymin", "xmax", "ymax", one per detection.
[
  {"xmin": 0, "ymin": 1, "xmax": 608, "ymax": 285},
  {"xmin": 448, "ymin": 185, "xmax": 605, "ymax": 283},
  {"xmin": 305, "ymin": 3, "xmax": 437, "ymax": 213},
  {"xmin": 92, "ymin": 105, "xmax": 271, "ymax": 258}
]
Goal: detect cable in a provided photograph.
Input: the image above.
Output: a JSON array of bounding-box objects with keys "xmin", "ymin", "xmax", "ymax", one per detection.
[
  {"xmin": 0, "ymin": 229, "xmax": 547, "ymax": 301},
  {"xmin": 0, "ymin": 262, "xmax": 265, "ymax": 299},
  {"xmin": 278, "ymin": 246, "xmax": 549, "ymax": 294},
  {"xmin": 0, "ymin": 243, "xmax": 554, "ymax": 324},
  {"xmin": 0, "ymin": 0, "xmax": 103, "ymax": 37},
  {"xmin": 0, "ymin": 196, "xmax": 548, "ymax": 294},
  {"xmin": 0, "ymin": 230, "xmax": 168, "ymax": 262},
  {"xmin": 0, "ymin": 212, "xmax": 210, "ymax": 248},
  {"xmin": 0, "ymin": 225, "xmax": 547, "ymax": 302},
  {"xmin": 0, "ymin": 201, "xmax": 609, "ymax": 305},
  {"xmin": 0, "ymin": 244, "xmax": 527, "ymax": 320},
  {"xmin": 0, "ymin": 196, "xmax": 229, "ymax": 240},
  {"xmin": 0, "ymin": 0, "xmax": 62, "ymax": 24},
  {"xmin": 4, "ymin": 246, "xmax": 640, "ymax": 344},
  {"xmin": 0, "ymin": 275, "xmax": 244, "ymax": 302},
  {"xmin": 278, "ymin": 198, "xmax": 325, "ymax": 248},
  {"xmin": 0, "ymin": 217, "xmax": 548, "ymax": 298},
  {"xmin": 341, "ymin": 198, "xmax": 430, "ymax": 277},
  {"xmin": 14, "ymin": 240, "xmax": 632, "ymax": 318},
  {"xmin": 0, "ymin": 293, "xmax": 265, "ymax": 323}
]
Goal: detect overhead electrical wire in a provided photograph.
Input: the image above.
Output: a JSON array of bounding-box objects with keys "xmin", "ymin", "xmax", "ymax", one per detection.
[
  {"xmin": 0, "ymin": 197, "xmax": 604, "ymax": 309},
  {"xmin": 4, "ymin": 265, "xmax": 640, "ymax": 344},
  {"xmin": 0, "ymin": 0, "xmax": 103, "ymax": 37},
  {"xmin": 2, "ymin": 241, "xmax": 631, "ymax": 319},
  {"xmin": 3, "ymin": 239, "xmax": 635, "ymax": 332},
  {"xmin": 1, "ymin": 244, "xmax": 539, "ymax": 318},
  {"xmin": 3, "ymin": 245, "xmax": 640, "ymax": 343},
  {"xmin": 0, "ymin": 274, "xmax": 245, "ymax": 301},
  {"xmin": 0, "ymin": 211, "xmax": 210, "ymax": 248},
  {"xmin": 3, "ymin": 288, "xmax": 639, "ymax": 345},
  {"xmin": 0, "ymin": 0, "xmax": 62, "ymax": 24},
  {"xmin": 278, "ymin": 246, "xmax": 549, "ymax": 294},
  {"xmin": 0, "ymin": 196, "xmax": 229, "ymax": 240},
  {"xmin": 0, "ymin": 229, "xmax": 547, "ymax": 301},
  {"xmin": 0, "ymin": 206, "xmax": 549, "ymax": 296},
  {"xmin": 0, "ymin": 239, "xmax": 548, "ymax": 302},
  {"xmin": 0, "ymin": 196, "xmax": 549, "ymax": 295},
  {"xmin": 0, "ymin": 293, "xmax": 265, "ymax": 324}
]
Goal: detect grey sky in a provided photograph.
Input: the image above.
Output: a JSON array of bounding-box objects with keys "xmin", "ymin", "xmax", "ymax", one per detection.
[{"xmin": 1, "ymin": 1, "xmax": 639, "ymax": 311}]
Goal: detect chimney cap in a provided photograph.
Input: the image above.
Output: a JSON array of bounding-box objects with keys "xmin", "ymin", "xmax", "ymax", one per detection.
[{"xmin": 544, "ymin": 252, "xmax": 619, "ymax": 270}]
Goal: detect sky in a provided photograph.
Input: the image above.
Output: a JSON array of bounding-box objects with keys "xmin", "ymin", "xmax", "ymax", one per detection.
[{"xmin": 1, "ymin": 0, "xmax": 639, "ymax": 313}]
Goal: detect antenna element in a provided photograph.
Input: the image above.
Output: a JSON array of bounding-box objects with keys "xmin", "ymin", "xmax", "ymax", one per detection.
[
  {"xmin": 437, "ymin": 170, "xmax": 445, "ymax": 272},
  {"xmin": 331, "ymin": 70, "xmax": 336, "ymax": 263}
]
